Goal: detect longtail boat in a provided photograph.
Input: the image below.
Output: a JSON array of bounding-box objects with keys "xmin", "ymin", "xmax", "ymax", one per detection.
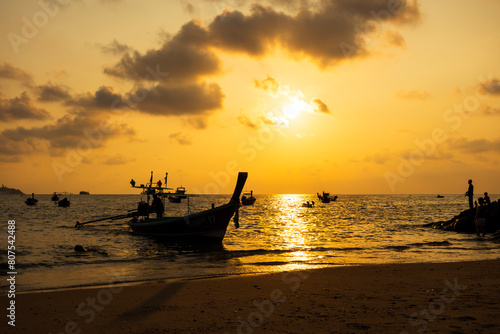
[
  {"xmin": 241, "ymin": 190, "xmax": 256, "ymax": 206},
  {"xmin": 128, "ymin": 172, "xmax": 247, "ymax": 242}
]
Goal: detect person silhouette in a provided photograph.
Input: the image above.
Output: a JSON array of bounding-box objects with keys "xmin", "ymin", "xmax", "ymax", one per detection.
[
  {"xmin": 474, "ymin": 199, "xmax": 486, "ymax": 237},
  {"xmin": 151, "ymin": 194, "xmax": 164, "ymax": 219},
  {"xmin": 465, "ymin": 179, "xmax": 474, "ymax": 210},
  {"xmin": 484, "ymin": 192, "xmax": 491, "ymax": 205}
]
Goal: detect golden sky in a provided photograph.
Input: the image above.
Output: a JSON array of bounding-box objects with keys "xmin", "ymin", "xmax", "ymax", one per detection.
[{"xmin": 0, "ymin": 0, "xmax": 499, "ymax": 195}]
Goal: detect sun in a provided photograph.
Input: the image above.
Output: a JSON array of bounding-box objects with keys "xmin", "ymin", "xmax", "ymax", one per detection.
[{"xmin": 283, "ymin": 100, "xmax": 309, "ymax": 119}]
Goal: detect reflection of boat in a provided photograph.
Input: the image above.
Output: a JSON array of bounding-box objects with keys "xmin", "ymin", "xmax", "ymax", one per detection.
[
  {"xmin": 437, "ymin": 195, "xmax": 444, "ymax": 198},
  {"xmin": 25, "ymin": 193, "xmax": 38, "ymax": 206},
  {"xmin": 241, "ymin": 191, "xmax": 256, "ymax": 206},
  {"xmin": 302, "ymin": 201, "xmax": 315, "ymax": 208},
  {"xmin": 317, "ymin": 192, "xmax": 338, "ymax": 203},
  {"xmin": 58, "ymin": 198, "xmax": 70, "ymax": 207},
  {"xmin": 51, "ymin": 192, "xmax": 60, "ymax": 201},
  {"xmin": 168, "ymin": 187, "xmax": 187, "ymax": 203},
  {"xmin": 128, "ymin": 172, "xmax": 247, "ymax": 242}
]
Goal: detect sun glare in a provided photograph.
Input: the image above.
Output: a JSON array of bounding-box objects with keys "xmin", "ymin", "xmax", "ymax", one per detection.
[{"xmin": 283, "ymin": 101, "xmax": 302, "ymax": 119}]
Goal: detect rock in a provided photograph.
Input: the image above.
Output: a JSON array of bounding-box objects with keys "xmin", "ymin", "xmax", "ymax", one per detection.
[
  {"xmin": 0, "ymin": 185, "xmax": 24, "ymax": 195},
  {"xmin": 424, "ymin": 201, "xmax": 500, "ymax": 234}
]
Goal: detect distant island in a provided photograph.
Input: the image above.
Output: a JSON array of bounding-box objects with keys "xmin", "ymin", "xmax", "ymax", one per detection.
[
  {"xmin": 0, "ymin": 185, "xmax": 24, "ymax": 195},
  {"xmin": 79, "ymin": 191, "xmax": 90, "ymax": 195}
]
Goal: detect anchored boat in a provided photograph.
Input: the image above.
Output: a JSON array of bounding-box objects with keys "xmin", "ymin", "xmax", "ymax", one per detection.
[
  {"xmin": 317, "ymin": 191, "xmax": 338, "ymax": 203},
  {"xmin": 168, "ymin": 186, "xmax": 187, "ymax": 203},
  {"xmin": 128, "ymin": 172, "xmax": 247, "ymax": 242},
  {"xmin": 241, "ymin": 190, "xmax": 256, "ymax": 206}
]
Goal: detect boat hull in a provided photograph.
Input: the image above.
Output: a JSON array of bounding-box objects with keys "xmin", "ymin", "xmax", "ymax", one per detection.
[
  {"xmin": 241, "ymin": 197, "xmax": 256, "ymax": 206},
  {"xmin": 128, "ymin": 202, "xmax": 237, "ymax": 242}
]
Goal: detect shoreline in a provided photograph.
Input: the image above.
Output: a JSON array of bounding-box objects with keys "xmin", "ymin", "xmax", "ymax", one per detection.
[
  {"xmin": 4, "ymin": 258, "xmax": 500, "ymax": 333},
  {"xmin": 11, "ymin": 254, "xmax": 500, "ymax": 294}
]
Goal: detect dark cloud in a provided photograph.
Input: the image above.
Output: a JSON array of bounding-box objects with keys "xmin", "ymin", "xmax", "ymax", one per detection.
[
  {"xmin": 98, "ymin": 39, "xmax": 133, "ymax": 55},
  {"xmin": 104, "ymin": 21, "xmax": 221, "ymax": 82},
  {"xmin": 396, "ymin": 90, "xmax": 430, "ymax": 101},
  {"xmin": 0, "ymin": 98, "xmax": 135, "ymax": 163},
  {"xmin": 131, "ymin": 82, "xmax": 224, "ymax": 116},
  {"xmin": 208, "ymin": 1, "xmax": 421, "ymax": 66},
  {"xmin": 65, "ymin": 86, "xmax": 124, "ymax": 111},
  {"xmin": 0, "ymin": 62, "xmax": 33, "ymax": 83},
  {"xmin": 106, "ymin": 1, "xmax": 421, "ymax": 82},
  {"xmin": 36, "ymin": 83, "xmax": 72, "ymax": 102},
  {"xmin": 480, "ymin": 78, "xmax": 500, "ymax": 95},
  {"xmin": 0, "ymin": 92, "xmax": 51, "ymax": 122},
  {"xmin": 169, "ymin": 132, "xmax": 193, "ymax": 145}
]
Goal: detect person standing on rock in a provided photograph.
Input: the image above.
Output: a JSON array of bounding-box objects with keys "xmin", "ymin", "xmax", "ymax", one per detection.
[{"xmin": 465, "ymin": 179, "xmax": 474, "ymax": 210}]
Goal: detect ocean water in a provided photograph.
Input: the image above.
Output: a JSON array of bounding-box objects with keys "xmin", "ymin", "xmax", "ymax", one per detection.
[{"xmin": 1, "ymin": 193, "xmax": 499, "ymax": 292}]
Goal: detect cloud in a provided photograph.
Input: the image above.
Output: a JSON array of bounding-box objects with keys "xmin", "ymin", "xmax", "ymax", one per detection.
[
  {"xmin": 104, "ymin": 21, "xmax": 221, "ymax": 82},
  {"xmin": 0, "ymin": 108, "xmax": 135, "ymax": 163},
  {"xmin": 98, "ymin": 39, "xmax": 133, "ymax": 55},
  {"xmin": 311, "ymin": 98, "xmax": 331, "ymax": 114},
  {"xmin": 362, "ymin": 152, "xmax": 392, "ymax": 164},
  {"xmin": 254, "ymin": 75, "xmax": 280, "ymax": 95},
  {"xmin": 478, "ymin": 105, "xmax": 500, "ymax": 116},
  {"xmin": 447, "ymin": 137, "xmax": 500, "ymax": 155},
  {"xmin": 238, "ymin": 112, "xmax": 259, "ymax": 129},
  {"xmin": 479, "ymin": 78, "xmax": 500, "ymax": 95},
  {"xmin": 36, "ymin": 82, "xmax": 72, "ymax": 102},
  {"xmin": 0, "ymin": 62, "xmax": 33, "ymax": 84},
  {"xmin": 0, "ymin": 92, "xmax": 51, "ymax": 122},
  {"xmin": 384, "ymin": 30, "xmax": 406, "ymax": 49},
  {"xmin": 169, "ymin": 132, "xmax": 193, "ymax": 145},
  {"xmin": 65, "ymin": 86, "xmax": 124, "ymax": 111},
  {"xmin": 103, "ymin": 154, "xmax": 136, "ymax": 165},
  {"xmin": 396, "ymin": 89, "xmax": 430, "ymax": 101},
  {"xmin": 254, "ymin": 75, "xmax": 331, "ymax": 119},
  {"xmin": 132, "ymin": 82, "xmax": 225, "ymax": 116},
  {"xmin": 106, "ymin": 1, "xmax": 421, "ymax": 82},
  {"xmin": 208, "ymin": 1, "xmax": 421, "ymax": 66}
]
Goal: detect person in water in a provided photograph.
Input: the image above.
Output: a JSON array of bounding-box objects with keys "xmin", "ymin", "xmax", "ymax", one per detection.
[
  {"xmin": 465, "ymin": 179, "xmax": 474, "ymax": 210},
  {"xmin": 151, "ymin": 194, "xmax": 164, "ymax": 219},
  {"xmin": 474, "ymin": 199, "xmax": 486, "ymax": 237},
  {"xmin": 484, "ymin": 192, "xmax": 491, "ymax": 205}
]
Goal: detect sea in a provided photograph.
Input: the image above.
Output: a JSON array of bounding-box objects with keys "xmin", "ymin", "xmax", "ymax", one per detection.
[{"xmin": 1, "ymin": 193, "xmax": 499, "ymax": 292}]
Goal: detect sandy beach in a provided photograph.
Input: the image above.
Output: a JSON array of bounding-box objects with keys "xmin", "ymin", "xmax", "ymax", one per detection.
[{"xmin": 2, "ymin": 259, "xmax": 499, "ymax": 333}]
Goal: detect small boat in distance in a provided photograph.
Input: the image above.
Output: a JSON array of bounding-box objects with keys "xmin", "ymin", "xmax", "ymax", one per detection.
[
  {"xmin": 58, "ymin": 197, "xmax": 70, "ymax": 207},
  {"xmin": 51, "ymin": 192, "xmax": 60, "ymax": 201},
  {"xmin": 79, "ymin": 191, "xmax": 90, "ymax": 195},
  {"xmin": 168, "ymin": 186, "xmax": 187, "ymax": 203},
  {"xmin": 241, "ymin": 190, "xmax": 256, "ymax": 206},
  {"xmin": 128, "ymin": 172, "xmax": 248, "ymax": 242},
  {"xmin": 302, "ymin": 201, "xmax": 315, "ymax": 208},
  {"xmin": 317, "ymin": 192, "xmax": 338, "ymax": 203},
  {"xmin": 437, "ymin": 195, "xmax": 444, "ymax": 198},
  {"xmin": 25, "ymin": 193, "xmax": 38, "ymax": 206}
]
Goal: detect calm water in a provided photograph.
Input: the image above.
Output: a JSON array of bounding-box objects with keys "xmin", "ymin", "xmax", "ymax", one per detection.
[{"xmin": 1, "ymin": 193, "xmax": 499, "ymax": 292}]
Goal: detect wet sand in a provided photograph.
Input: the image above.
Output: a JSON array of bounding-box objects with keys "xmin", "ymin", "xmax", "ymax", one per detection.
[{"xmin": 5, "ymin": 259, "xmax": 500, "ymax": 333}]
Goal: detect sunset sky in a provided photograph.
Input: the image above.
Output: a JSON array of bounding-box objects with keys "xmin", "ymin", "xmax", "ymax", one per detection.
[{"xmin": 1, "ymin": 0, "xmax": 499, "ymax": 195}]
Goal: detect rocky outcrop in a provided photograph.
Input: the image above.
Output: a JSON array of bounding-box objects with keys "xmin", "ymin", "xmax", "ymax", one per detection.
[
  {"xmin": 0, "ymin": 185, "xmax": 24, "ymax": 195},
  {"xmin": 424, "ymin": 201, "xmax": 500, "ymax": 233}
]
